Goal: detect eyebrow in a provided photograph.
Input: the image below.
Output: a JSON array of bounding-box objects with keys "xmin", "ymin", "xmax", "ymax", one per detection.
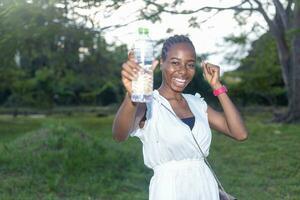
[{"xmin": 170, "ymin": 57, "xmax": 196, "ymax": 62}]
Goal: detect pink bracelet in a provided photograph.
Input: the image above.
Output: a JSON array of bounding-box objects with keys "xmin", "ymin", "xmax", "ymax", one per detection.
[{"xmin": 213, "ymin": 85, "xmax": 228, "ymax": 96}]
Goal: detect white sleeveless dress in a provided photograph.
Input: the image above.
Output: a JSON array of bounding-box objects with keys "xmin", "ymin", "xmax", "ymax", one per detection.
[{"xmin": 130, "ymin": 90, "xmax": 219, "ymax": 200}]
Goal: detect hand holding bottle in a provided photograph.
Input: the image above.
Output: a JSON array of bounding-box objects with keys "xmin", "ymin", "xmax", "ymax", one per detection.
[{"xmin": 121, "ymin": 51, "xmax": 158, "ymax": 97}]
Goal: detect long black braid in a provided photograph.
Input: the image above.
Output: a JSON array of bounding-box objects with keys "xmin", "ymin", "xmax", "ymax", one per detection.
[{"xmin": 161, "ymin": 35, "xmax": 195, "ymax": 61}]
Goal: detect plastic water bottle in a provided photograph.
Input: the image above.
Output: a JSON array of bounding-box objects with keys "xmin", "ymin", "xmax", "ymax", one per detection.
[{"xmin": 131, "ymin": 27, "xmax": 154, "ymax": 103}]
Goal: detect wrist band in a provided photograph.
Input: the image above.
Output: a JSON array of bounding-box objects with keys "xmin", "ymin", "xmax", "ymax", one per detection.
[{"xmin": 213, "ymin": 85, "xmax": 228, "ymax": 96}]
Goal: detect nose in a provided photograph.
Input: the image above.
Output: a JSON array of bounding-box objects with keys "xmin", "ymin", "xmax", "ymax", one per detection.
[{"xmin": 177, "ymin": 64, "xmax": 188, "ymax": 75}]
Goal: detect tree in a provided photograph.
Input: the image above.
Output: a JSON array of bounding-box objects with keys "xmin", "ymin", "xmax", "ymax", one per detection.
[
  {"xmin": 43, "ymin": 0, "xmax": 299, "ymax": 121},
  {"xmin": 0, "ymin": 0, "xmax": 127, "ymax": 107},
  {"xmin": 135, "ymin": 0, "xmax": 300, "ymax": 122},
  {"xmin": 223, "ymin": 33, "xmax": 287, "ymax": 107}
]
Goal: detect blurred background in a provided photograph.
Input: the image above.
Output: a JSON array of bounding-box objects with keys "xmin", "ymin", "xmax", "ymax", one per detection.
[{"xmin": 0, "ymin": 0, "xmax": 299, "ymax": 199}]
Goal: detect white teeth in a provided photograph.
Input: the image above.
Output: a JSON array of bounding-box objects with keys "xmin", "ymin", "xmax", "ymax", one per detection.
[
  {"xmin": 173, "ymin": 78, "xmax": 186, "ymax": 87},
  {"xmin": 174, "ymin": 78, "xmax": 186, "ymax": 83}
]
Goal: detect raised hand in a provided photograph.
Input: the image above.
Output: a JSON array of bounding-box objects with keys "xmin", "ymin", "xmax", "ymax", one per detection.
[
  {"xmin": 121, "ymin": 51, "xmax": 159, "ymax": 96},
  {"xmin": 201, "ymin": 62, "xmax": 222, "ymax": 89}
]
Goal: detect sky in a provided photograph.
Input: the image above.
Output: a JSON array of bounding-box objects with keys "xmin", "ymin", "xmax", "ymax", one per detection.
[{"xmin": 91, "ymin": 0, "xmax": 267, "ymax": 73}]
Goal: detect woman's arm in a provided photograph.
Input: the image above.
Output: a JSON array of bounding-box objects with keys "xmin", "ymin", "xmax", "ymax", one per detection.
[
  {"xmin": 112, "ymin": 52, "xmax": 158, "ymax": 142},
  {"xmin": 112, "ymin": 94, "xmax": 146, "ymax": 142},
  {"xmin": 207, "ymin": 93, "xmax": 248, "ymax": 141},
  {"xmin": 202, "ymin": 62, "xmax": 248, "ymax": 141}
]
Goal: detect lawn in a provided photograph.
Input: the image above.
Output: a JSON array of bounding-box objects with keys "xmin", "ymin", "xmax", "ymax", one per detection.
[{"xmin": 0, "ymin": 111, "xmax": 299, "ymax": 199}]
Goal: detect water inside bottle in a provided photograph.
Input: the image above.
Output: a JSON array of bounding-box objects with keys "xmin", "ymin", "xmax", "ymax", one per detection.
[{"xmin": 131, "ymin": 67, "xmax": 153, "ymax": 102}]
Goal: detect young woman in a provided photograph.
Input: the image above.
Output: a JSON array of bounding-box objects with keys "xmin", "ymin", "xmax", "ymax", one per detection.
[{"xmin": 112, "ymin": 35, "xmax": 248, "ymax": 200}]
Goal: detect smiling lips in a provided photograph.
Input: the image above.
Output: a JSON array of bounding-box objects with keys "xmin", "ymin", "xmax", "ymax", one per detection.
[{"xmin": 173, "ymin": 78, "xmax": 187, "ymax": 87}]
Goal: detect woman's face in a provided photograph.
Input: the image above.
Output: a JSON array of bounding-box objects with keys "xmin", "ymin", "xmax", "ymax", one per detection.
[{"xmin": 161, "ymin": 42, "xmax": 196, "ymax": 93}]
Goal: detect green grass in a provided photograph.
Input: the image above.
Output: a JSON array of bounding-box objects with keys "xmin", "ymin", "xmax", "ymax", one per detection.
[
  {"xmin": 0, "ymin": 111, "xmax": 299, "ymax": 199},
  {"xmin": 210, "ymin": 112, "xmax": 300, "ymax": 200}
]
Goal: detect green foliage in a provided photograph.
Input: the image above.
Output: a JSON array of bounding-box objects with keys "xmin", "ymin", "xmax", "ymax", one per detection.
[
  {"xmin": 0, "ymin": 0, "xmax": 127, "ymax": 108},
  {"xmin": 223, "ymin": 34, "xmax": 248, "ymax": 45},
  {"xmin": 223, "ymin": 33, "xmax": 287, "ymax": 106}
]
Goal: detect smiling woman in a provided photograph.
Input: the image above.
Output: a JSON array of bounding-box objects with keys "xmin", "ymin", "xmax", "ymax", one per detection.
[
  {"xmin": 160, "ymin": 41, "xmax": 196, "ymax": 96},
  {"xmin": 112, "ymin": 35, "xmax": 248, "ymax": 200}
]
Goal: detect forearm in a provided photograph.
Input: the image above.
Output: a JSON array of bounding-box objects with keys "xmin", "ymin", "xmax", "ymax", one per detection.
[
  {"xmin": 217, "ymin": 92, "xmax": 248, "ymax": 140},
  {"xmin": 112, "ymin": 93, "xmax": 139, "ymax": 142},
  {"xmin": 202, "ymin": 62, "xmax": 248, "ymax": 140}
]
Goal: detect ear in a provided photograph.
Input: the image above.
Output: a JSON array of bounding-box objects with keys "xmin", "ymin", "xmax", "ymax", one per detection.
[{"xmin": 160, "ymin": 58, "xmax": 163, "ymax": 70}]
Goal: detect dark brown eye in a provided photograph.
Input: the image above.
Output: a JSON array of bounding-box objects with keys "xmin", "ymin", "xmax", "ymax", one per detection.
[
  {"xmin": 171, "ymin": 61, "xmax": 180, "ymax": 66},
  {"xmin": 187, "ymin": 63, "xmax": 195, "ymax": 68}
]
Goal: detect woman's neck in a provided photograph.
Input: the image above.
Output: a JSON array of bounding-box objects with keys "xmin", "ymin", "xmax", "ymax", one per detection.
[{"xmin": 158, "ymin": 86, "xmax": 184, "ymax": 101}]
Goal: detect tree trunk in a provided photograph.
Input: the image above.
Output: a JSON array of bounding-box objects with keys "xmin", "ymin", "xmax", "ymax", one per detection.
[
  {"xmin": 273, "ymin": 1, "xmax": 300, "ymax": 122},
  {"xmin": 287, "ymin": 34, "xmax": 300, "ymax": 122},
  {"xmin": 287, "ymin": 1, "xmax": 300, "ymax": 122}
]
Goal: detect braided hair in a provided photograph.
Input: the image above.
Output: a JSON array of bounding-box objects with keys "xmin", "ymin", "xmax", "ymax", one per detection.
[{"xmin": 161, "ymin": 35, "xmax": 195, "ymax": 62}]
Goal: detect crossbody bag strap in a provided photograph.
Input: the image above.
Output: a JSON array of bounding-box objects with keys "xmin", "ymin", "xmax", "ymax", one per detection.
[
  {"xmin": 189, "ymin": 132, "xmax": 227, "ymax": 192},
  {"xmin": 153, "ymin": 96, "xmax": 227, "ymax": 192}
]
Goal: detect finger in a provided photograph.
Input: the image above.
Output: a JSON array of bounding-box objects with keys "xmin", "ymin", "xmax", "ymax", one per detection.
[
  {"xmin": 206, "ymin": 64, "xmax": 213, "ymax": 75},
  {"xmin": 210, "ymin": 65, "xmax": 220, "ymax": 76},
  {"xmin": 208, "ymin": 66, "xmax": 220, "ymax": 84},
  {"xmin": 202, "ymin": 62, "xmax": 209, "ymax": 75},
  {"xmin": 127, "ymin": 60, "xmax": 140, "ymax": 68},
  {"xmin": 151, "ymin": 60, "xmax": 159, "ymax": 71},
  {"xmin": 206, "ymin": 63, "xmax": 219, "ymax": 72},
  {"xmin": 124, "ymin": 61, "xmax": 141, "ymax": 73},
  {"xmin": 122, "ymin": 63, "xmax": 138, "ymax": 78},
  {"xmin": 121, "ymin": 70, "xmax": 136, "ymax": 81},
  {"xmin": 128, "ymin": 50, "xmax": 135, "ymax": 61}
]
